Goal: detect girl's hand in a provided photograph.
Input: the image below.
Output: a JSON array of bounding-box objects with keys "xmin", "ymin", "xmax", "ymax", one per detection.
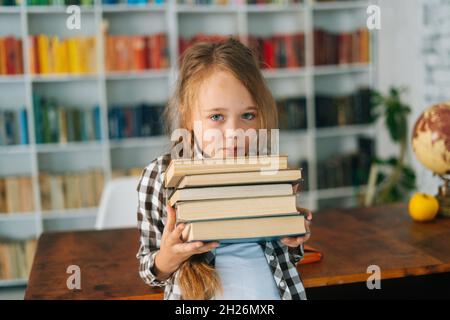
[
  {"xmin": 153, "ymin": 204, "xmax": 220, "ymax": 280},
  {"xmin": 280, "ymin": 207, "xmax": 312, "ymax": 248}
]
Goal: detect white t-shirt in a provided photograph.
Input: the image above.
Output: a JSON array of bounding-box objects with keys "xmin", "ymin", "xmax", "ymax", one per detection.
[{"xmin": 213, "ymin": 242, "xmax": 281, "ymax": 300}]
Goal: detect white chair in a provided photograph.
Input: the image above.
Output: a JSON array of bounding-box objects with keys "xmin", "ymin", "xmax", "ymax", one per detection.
[{"xmin": 95, "ymin": 176, "xmax": 140, "ymax": 230}]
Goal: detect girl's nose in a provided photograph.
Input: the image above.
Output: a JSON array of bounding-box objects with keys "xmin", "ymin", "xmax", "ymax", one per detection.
[{"xmin": 223, "ymin": 117, "xmax": 240, "ymax": 134}]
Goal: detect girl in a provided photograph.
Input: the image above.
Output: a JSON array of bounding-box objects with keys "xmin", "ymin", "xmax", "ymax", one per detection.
[{"xmin": 136, "ymin": 37, "xmax": 312, "ymax": 300}]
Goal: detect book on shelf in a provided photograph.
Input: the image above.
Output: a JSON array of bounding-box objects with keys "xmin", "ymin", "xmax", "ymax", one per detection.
[
  {"xmin": 277, "ymin": 96, "xmax": 307, "ymax": 130},
  {"xmin": 313, "ymin": 0, "xmax": 358, "ymax": 3},
  {"xmin": 0, "ymin": 37, "xmax": 23, "ymax": 76},
  {"xmin": 26, "ymin": 0, "xmax": 95, "ymax": 6},
  {"xmin": 248, "ymin": 33, "xmax": 305, "ymax": 69},
  {"xmin": 315, "ymin": 87, "xmax": 373, "ymax": 128},
  {"xmin": 102, "ymin": 0, "xmax": 165, "ymax": 4},
  {"xmin": 0, "ymin": 108, "xmax": 29, "ymax": 146},
  {"xmin": 108, "ymin": 103, "xmax": 164, "ymax": 139},
  {"xmin": 177, "ymin": 0, "xmax": 230, "ymax": 4},
  {"xmin": 33, "ymin": 94, "xmax": 101, "ymax": 144},
  {"xmin": 0, "ymin": 176, "xmax": 35, "ymax": 214},
  {"xmin": 0, "ymin": 0, "xmax": 21, "ymax": 5},
  {"xmin": 317, "ymin": 136, "xmax": 375, "ymax": 190},
  {"xmin": 246, "ymin": 0, "xmax": 301, "ymax": 4},
  {"xmin": 28, "ymin": 34, "xmax": 97, "ymax": 75},
  {"xmin": 165, "ymin": 155, "xmax": 306, "ymax": 243},
  {"xmin": 104, "ymin": 33, "xmax": 170, "ymax": 72},
  {"xmin": 314, "ymin": 28, "xmax": 370, "ymax": 66},
  {"xmin": 39, "ymin": 169, "xmax": 104, "ymax": 211},
  {"xmin": 176, "ymin": 0, "xmax": 301, "ymax": 5},
  {"xmin": 0, "ymin": 239, "xmax": 36, "ymax": 281}
]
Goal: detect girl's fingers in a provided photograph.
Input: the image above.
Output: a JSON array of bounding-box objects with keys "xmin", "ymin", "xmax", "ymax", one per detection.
[
  {"xmin": 305, "ymin": 219, "xmax": 311, "ymax": 234},
  {"xmin": 165, "ymin": 204, "xmax": 177, "ymax": 233},
  {"xmin": 281, "ymin": 236, "xmax": 307, "ymax": 247},
  {"xmin": 280, "ymin": 237, "xmax": 297, "ymax": 247},
  {"xmin": 169, "ymin": 222, "xmax": 186, "ymax": 244},
  {"xmin": 175, "ymin": 241, "xmax": 220, "ymax": 254},
  {"xmin": 297, "ymin": 207, "xmax": 313, "ymax": 221},
  {"xmin": 173, "ymin": 241, "xmax": 203, "ymax": 254},
  {"xmin": 297, "ymin": 207, "xmax": 313, "ymax": 235},
  {"xmin": 196, "ymin": 241, "xmax": 220, "ymax": 253}
]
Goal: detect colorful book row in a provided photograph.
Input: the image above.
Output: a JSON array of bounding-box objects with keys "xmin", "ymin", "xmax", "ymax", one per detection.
[
  {"xmin": 314, "ymin": 28, "xmax": 370, "ymax": 66},
  {"xmin": 108, "ymin": 103, "xmax": 164, "ymax": 139},
  {"xmin": 26, "ymin": 0, "xmax": 94, "ymax": 5},
  {"xmin": 33, "ymin": 94, "xmax": 101, "ymax": 144},
  {"xmin": 28, "ymin": 35, "xmax": 97, "ymax": 75},
  {"xmin": 104, "ymin": 33, "xmax": 170, "ymax": 72},
  {"xmin": 39, "ymin": 169, "xmax": 104, "ymax": 211}
]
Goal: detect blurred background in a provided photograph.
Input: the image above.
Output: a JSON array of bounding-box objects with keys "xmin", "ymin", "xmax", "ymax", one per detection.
[{"xmin": 0, "ymin": 0, "xmax": 446, "ymax": 298}]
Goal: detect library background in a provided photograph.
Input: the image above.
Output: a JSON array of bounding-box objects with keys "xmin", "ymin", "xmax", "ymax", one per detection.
[{"xmin": 0, "ymin": 0, "xmax": 440, "ymax": 299}]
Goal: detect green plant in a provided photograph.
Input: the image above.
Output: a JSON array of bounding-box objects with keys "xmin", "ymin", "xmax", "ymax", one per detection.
[{"xmin": 370, "ymin": 87, "xmax": 416, "ymax": 204}]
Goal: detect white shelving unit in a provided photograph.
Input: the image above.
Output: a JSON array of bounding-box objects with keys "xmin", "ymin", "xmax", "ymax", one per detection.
[{"xmin": 0, "ymin": 0, "xmax": 377, "ymax": 287}]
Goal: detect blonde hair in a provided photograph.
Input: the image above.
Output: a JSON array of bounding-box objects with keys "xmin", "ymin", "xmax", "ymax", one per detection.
[{"xmin": 164, "ymin": 37, "xmax": 279, "ymax": 300}]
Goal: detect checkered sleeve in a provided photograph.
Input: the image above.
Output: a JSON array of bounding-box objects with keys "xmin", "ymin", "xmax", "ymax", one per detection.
[{"xmin": 136, "ymin": 157, "xmax": 172, "ymax": 287}]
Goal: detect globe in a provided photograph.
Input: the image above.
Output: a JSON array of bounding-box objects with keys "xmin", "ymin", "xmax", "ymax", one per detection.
[{"xmin": 412, "ymin": 102, "xmax": 450, "ymax": 176}]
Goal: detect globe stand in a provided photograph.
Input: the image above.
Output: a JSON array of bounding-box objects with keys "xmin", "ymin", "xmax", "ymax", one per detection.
[{"xmin": 436, "ymin": 175, "xmax": 450, "ymax": 218}]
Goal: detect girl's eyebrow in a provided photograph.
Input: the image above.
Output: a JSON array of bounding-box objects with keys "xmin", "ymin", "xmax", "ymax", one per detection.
[
  {"xmin": 204, "ymin": 107, "xmax": 228, "ymax": 113},
  {"xmin": 204, "ymin": 106, "xmax": 258, "ymax": 112}
]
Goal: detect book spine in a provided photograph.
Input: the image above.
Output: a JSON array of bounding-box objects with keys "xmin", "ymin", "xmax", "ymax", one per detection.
[{"xmin": 19, "ymin": 108, "xmax": 29, "ymax": 145}]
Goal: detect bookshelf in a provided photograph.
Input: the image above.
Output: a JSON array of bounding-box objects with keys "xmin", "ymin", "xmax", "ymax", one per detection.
[{"xmin": 0, "ymin": 0, "xmax": 378, "ymax": 287}]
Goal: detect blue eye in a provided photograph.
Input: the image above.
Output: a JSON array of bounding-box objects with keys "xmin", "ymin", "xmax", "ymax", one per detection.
[
  {"xmin": 210, "ymin": 114, "xmax": 224, "ymax": 121},
  {"xmin": 242, "ymin": 113, "xmax": 256, "ymax": 120}
]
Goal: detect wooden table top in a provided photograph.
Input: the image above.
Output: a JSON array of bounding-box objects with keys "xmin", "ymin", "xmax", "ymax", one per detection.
[{"xmin": 25, "ymin": 202, "xmax": 450, "ymax": 299}]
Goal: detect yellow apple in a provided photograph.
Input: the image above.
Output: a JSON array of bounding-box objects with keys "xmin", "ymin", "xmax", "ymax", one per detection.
[{"xmin": 408, "ymin": 192, "xmax": 439, "ymax": 222}]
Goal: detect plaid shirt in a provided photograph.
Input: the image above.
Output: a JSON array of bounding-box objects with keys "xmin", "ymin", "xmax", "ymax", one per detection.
[{"xmin": 136, "ymin": 153, "xmax": 307, "ymax": 300}]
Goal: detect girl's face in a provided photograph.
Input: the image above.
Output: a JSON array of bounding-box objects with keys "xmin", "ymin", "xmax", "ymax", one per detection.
[{"xmin": 192, "ymin": 70, "xmax": 259, "ymax": 159}]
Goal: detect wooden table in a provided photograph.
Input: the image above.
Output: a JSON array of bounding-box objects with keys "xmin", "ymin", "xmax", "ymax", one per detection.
[{"xmin": 25, "ymin": 202, "xmax": 450, "ymax": 299}]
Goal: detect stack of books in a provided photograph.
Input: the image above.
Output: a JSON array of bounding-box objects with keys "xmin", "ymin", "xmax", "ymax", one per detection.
[{"xmin": 164, "ymin": 155, "xmax": 307, "ymax": 243}]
